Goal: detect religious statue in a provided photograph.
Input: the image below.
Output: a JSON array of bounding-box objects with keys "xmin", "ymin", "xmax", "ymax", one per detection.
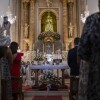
[
  {"xmin": 68, "ymin": 23, "xmax": 74, "ymax": 37},
  {"xmin": 2, "ymin": 16, "xmax": 11, "ymax": 37},
  {"xmin": 0, "ymin": 24, "xmax": 11, "ymax": 46},
  {"xmin": 0, "ymin": 16, "xmax": 11, "ymax": 46},
  {"xmin": 53, "ymin": 49, "xmax": 62, "ymax": 59},
  {"xmin": 24, "ymin": 61, "xmax": 33, "ymax": 86},
  {"xmin": 44, "ymin": 13, "xmax": 54, "ymax": 32},
  {"xmin": 42, "ymin": 57, "xmax": 50, "ymax": 65},
  {"xmin": 46, "ymin": 44, "xmax": 51, "ymax": 54},
  {"xmin": 24, "ymin": 23, "xmax": 29, "ymax": 38},
  {"xmin": 46, "ymin": 0, "xmax": 52, "ymax": 8}
]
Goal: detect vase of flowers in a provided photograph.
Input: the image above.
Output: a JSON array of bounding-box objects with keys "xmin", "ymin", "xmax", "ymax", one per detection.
[
  {"xmin": 34, "ymin": 54, "xmax": 43, "ymax": 65},
  {"xmin": 39, "ymin": 71, "xmax": 61, "ymax": 90}
]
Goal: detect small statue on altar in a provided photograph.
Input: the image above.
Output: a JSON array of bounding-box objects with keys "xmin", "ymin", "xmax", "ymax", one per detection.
[
  {"xmin": 37, "ymin": 49, "xmax": 39, "ymax": 53},
  {"xmin": 42, "ymin": 58, "xmax": 50, "ymax": 65},
  {"xmin": 57, "ymin": 49, "xmax": 62, "ymax": 60},
  {"xmin": 53, "ymin": 50, "xmax": 58, "ymax": 59},
  {"xmin": 53, "ymin": 49, "xmax": 62, "ymax": 64},
  {"xmin": 36, "ymin": 49, "xmax": 40, "ymax": 56}
]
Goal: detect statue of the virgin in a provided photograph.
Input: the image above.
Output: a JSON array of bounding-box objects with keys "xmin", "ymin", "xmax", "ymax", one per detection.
[{"xmin": 44, "ymin": 13, "xmax": 54, "ymax": 32}]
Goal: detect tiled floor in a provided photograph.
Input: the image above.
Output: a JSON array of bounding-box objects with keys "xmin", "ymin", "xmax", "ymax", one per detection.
[{"xmin": 24, "ymin": 96, "xmax": 33, "ymax": 100}]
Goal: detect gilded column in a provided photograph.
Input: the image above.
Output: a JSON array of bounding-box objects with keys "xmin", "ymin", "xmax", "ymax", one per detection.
[
  {"xmin": 67, "ymin": 0, "xmax": 74, "ymax": 38},
  {"xmin": 23, "ymin": 0, "xmax": 29, "ymax": 51},
  {"xmin": 29, "ymin": 0, "xmax": 35, "ymax": 51},
  {"xmin": 67, "ymin": 0, "xmax": 74, "ymax": 49},
  {"xmin": 62, "ymin": 0, "xmax": 68, "ymax": 50}
]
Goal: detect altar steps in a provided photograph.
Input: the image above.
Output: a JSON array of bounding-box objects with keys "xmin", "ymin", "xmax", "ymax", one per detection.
[{"xmin": 24, "ymin": 90, "xmax": 69, "ymax": 96}]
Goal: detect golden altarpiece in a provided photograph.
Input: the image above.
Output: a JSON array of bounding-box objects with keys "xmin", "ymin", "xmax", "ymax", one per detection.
[{"xmin": 11, "ymin": 0, "xmax": 86, "ymax": 60}]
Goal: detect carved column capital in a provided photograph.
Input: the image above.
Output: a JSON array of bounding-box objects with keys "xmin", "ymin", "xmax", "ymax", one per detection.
[
  {"xmin": 22, "ymin": 0, "xmax": 29, "ymax": 3},
  {"xmin": 30, "ymin": 0, "xmax": 35, "ymax": 2},
  {"xmin": 68, "ymin": 0, "xmax": 74, "ymax": 2},
  {"xmin": 23, "ymin": 2, "xmax": 29, "ymax": 10},
  {"xmin": 67, "ymin": 2, "xmax": 74, "ymax": 8}
]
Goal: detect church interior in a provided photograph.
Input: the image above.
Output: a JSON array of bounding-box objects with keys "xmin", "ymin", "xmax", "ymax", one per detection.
[{"xmin": 0, "ymin": 0, "xmax": 99, "ymax": 100}]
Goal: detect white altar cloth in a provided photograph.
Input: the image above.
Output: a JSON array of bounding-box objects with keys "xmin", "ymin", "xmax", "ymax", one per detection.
[
  {"xmin": 30, "ymin": 64, "xmax": 69, "ymax": 70},
  {"xmin": 30, "ymin": 64, "xmax": 70, "ymax": 86}
]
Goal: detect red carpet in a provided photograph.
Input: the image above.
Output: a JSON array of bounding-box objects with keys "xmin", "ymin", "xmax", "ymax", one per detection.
[
  {"xmin": 33, "ymin": 96, "xmax": 62, "ymax": 100},
  {"xmin": 23, "ymin": 85, "xmax": 33, "ymax": 91},
  {"xmin": 22, "ymin": 84, "xmax": 70, "ymax": 92}
]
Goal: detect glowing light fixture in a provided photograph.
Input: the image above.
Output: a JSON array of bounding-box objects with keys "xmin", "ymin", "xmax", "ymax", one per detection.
[
  {"xmin": 80, "ymin": 0, "xmax": 89, "ymax": 23},
  {"xmin": 1, "ymin": 0, "xmax": 16, "ymax": 24}
]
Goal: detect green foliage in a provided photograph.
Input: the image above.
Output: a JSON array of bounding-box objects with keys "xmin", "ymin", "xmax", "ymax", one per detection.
[
  {"xmin": 39, "ymin": 71, "xmax": 61, "ymax": 86},
  {"xmin": 34, "ymin": 54, "xmax": 43, "ymax": 61},
  {"xmin": 38, "ymin": 31, "xmax": 60, "ymax": 41}
]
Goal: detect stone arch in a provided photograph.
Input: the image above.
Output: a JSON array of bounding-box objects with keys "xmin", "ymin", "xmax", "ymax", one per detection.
[
  {"xmin": 39, "ymin": 9, "xmax": 59, "ymax": 34},
  {"xmin": 39, "ymin": 9, "xmax": 59, "ymax": 20},
  {"xmin": 41, "ymin": 11, "xmax": 57, "ymax": 32}
]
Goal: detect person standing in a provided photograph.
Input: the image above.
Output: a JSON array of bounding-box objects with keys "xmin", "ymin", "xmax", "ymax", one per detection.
[
  {"xmin": 0, "ymin": 21, "xmax": 12, "ymax": 100},
  {"xmin": 0, "ymin": 46, "xmax": 13, "ymax": 100},
  {"xmin": 78, "ymin": 0, "xmax": 100, "ymax": 100},
  {"xmin": 68, "ymin": 37, "xmax": 80, "ymax": 76},
  {"xmin": 68, "ymin": 37, "xmax": 80, "ymax": 100},
  {"xmin": 10, "ymin": 42, "xmax": 23, "ymax": 100}
]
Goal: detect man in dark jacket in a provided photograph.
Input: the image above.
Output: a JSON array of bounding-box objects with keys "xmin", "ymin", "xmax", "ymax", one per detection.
[
  {"xmin": 68, "ymin": 37, "xmax": 80, "ymax": 76},
  {"xmin": 67, "ymin": 37, "xmax": 80, "ymax": 100}
]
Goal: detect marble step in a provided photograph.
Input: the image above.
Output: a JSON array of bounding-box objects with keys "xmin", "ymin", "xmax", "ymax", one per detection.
[{"xmin": 24, "ymin": 90, "xmax": 69, "ymax": 96}]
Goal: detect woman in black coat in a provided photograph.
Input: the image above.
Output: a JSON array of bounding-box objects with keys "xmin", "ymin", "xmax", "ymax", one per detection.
[{"xmin": 78, "ymin": 1, "xmax": 100, "ymax": 99}]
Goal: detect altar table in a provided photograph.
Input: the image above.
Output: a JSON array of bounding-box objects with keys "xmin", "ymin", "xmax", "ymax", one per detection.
[{"xmin": 30, "ymin": 64, "xmax": 69, "ymax": 86}]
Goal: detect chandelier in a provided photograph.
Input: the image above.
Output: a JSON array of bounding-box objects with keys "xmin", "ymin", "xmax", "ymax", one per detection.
[
  {"xmin": 80, "ymin": 0, "xmax": 89, "ymax": 23},
  {"xmin": 1, "ymin": 0, "xmax": 16, "ymax": 24}
]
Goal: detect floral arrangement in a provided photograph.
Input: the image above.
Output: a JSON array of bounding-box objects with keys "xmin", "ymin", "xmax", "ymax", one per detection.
[
  {"xmin": 53, "ymin": 33, "xmax": 60, "ymax": 41},
  {"xmin": 34, "ymin": 54, "xmax": 43, "ymax": 61},
  {"xmin": 39, "ymin": 71, "xmax": 61, "ymax": 86},
  {"xmin": 38, "ymin": 31, "xmax": 60, "ymax": 41}
]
